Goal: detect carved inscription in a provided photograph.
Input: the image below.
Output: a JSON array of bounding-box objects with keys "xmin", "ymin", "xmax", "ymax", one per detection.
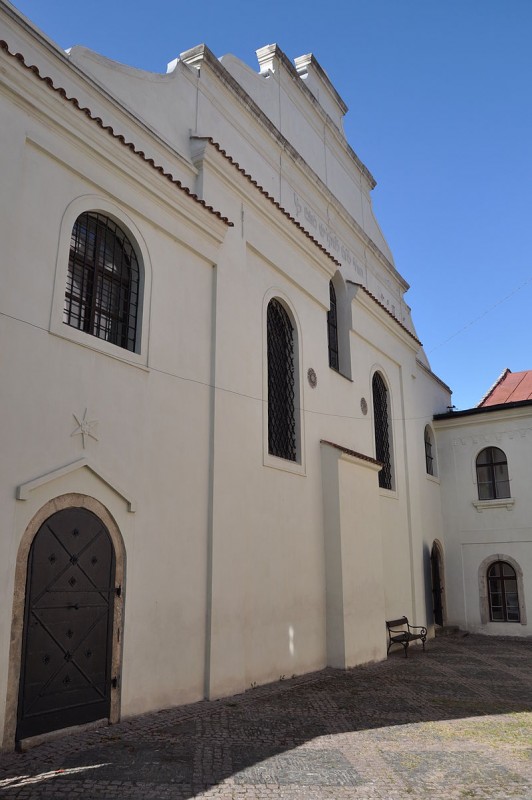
[
  {"xmin": 290, "ymin": 190, "xmax": 414, "ymax": 328},
  {"xmin": 293, "ymin": 192, "xmax": 364, "ymax": 279}
]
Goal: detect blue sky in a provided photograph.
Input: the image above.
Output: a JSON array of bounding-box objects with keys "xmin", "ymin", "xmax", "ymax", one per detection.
[{"xmin": 9, "ymin": 0, "xmax": 532, "ymax": 409}]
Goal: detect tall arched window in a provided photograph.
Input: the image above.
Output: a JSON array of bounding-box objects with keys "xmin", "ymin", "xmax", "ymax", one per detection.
[
  {"xmin": 488, "ymin": 561, "xmax": 520, "ymax": 622},
  {"xmin": 64, "ymin": 212, "xmax": 140, "ymax": 352},
  {"xmin": 327, "ymin": 281, "xmax": 339, "ymax": 371},
  {"xmin": 476, "ymin": 447, "xmax": 510, "ymax": 500},
  {"xmin": 267, "ymin": 299, "xmax": 297, "ymax": 461},
  {"xmin": 372, "ymin": 372, "xmax": 393, "ymax": 489},
  {"xmin": 424, "ymin": 425, "xmax": 435, "ymax": 476}
]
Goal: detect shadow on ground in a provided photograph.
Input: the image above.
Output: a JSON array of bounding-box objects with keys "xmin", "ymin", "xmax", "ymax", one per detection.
[{"xmin": 1, "ymin": 634, "xmax": 531, "ymax": 798}]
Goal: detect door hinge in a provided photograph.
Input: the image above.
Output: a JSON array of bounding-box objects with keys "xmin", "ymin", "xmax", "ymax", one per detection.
[
  {"xmin": 111, "ymin": 675, "xmax": 120, "ymax": 689},
  {"xmin": 115, "ymin": 585, "xmax": 122, "ymax": 598}
]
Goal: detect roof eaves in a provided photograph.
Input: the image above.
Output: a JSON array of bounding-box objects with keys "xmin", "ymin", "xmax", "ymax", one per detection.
[
  {"xmin": 350, "ymin": 282, "xmax": 422, "ymax": 346},
  {"xmin": 181, "ymin": 42, "xmax": 376, "ymax": 191},
  {"xmin": 320, "ymin": 439, "xmax": 381, "ymax": 467},
  {"xmin": 293, "ymin": 52, "xmax": 348, "ymax": 116},
  {"xmin": 0, "ymin": 40, "xmax": 233, "ymax": 227},
  {"xmin": 415, "ymin": 358, "xmax": 452, "ymax": 394},
  {"xmin": 434, "ymin": 397, "xmax": 532, "ymax": 420},
  {"xmin": 192, "ymin": 136, "xmax": 341, "ymax": 268},
  {"xmin": 477, "ymin": 367, "xmax": 511, "ymax": 407}
]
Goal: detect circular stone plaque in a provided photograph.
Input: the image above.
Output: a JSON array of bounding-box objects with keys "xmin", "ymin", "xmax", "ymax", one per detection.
[{"xmin": 307, "ymin": 368, "xmax": 317, "ymax": 388}]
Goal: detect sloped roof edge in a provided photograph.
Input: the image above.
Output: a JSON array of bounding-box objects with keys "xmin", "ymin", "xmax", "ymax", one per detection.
[
  {"xmin": 477, "ymin": 368, "xmax": 511, "ymax": 407},
  {"xmin": 350, "ymin": 282, "xmax": 422, "ymax": 346},
  {"xmin": 0, "ymin": 40, "xmax": 233, "ymax": 227},
  {"xmin": 192, "ymin": 136, "xmax": 341, "ymax": 268}
]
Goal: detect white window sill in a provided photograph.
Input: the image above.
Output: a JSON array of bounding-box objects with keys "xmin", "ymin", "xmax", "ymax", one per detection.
[
  {"xmin": 263, "ymin": 453, "xmax": 306, "ymax": 476},
  {"xmin": 379, "ymin": 487, "xmax": 398, "ymax": 500},
  {"xmin": 426, "ymin": 473, "xmax": 440, "ymax": 485},
  {"xmin": 50, "ymin": 325, "xmax": 148, "ymax": 370},
  {"xmin": 472, "ymin": 498, "xmax": 514, "ymax": 512}
]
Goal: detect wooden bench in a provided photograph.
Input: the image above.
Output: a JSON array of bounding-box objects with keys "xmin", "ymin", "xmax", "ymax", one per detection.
[{"xmin": 386, "ymin": 616, "xmax": 427, "ymax": 658}]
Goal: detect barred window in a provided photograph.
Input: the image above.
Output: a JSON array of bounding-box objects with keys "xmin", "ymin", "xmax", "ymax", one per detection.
[
  {"xmin": 327, "ymin": 281, "xmax": 339, "ymax": 371},
  {"xmin": 267, "ymin": 299, "xmax": 297, "ymax": 461},
  {"xmin": 64, "ymin": 212, "xmax": 140, "ymax": 352},
  {"xmin": 488, "ymin": 561, "xmax": 520, "ymax": 622},
  {"xmin": 424, "ymin": 426, "xmax": 434, "ymax": 476},
  {"xmin": 476, "ymin": 447, "xmax": 510, "ymax": 500},
  {"xmin": 372, "ymin": 372, "xmax": 393, "ymax": 489}
]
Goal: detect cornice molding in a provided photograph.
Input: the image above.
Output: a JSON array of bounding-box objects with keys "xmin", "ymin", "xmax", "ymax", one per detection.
[
  {"xmin": 0, "ymin": 40, "xmax": 233, "ymax": 229},
  {"xmin": 191, "ymin": 136, "xmax": 340, "ymax": 272},
  {"xmin": 16, "ymin": 458, "xmax": 136, "ymax": 512},
  {"xmin": 351, "ymin": 283, "xmax": 422, "ymax": 349},
  {"xmin": 179, "ymin": 43, "xmax": 377, "ymax": 191},
  {"xmin": 177, "ymin": 44, "xmax": 405, "ymax": 290},
  {"xmin": 416, "ymin": 358, "xmax": 452, "ymax": 394},
  {"xmin": 320, "ymin": 440, "xmax": 382, "ymax": 471},
  {"xmin": 434, "ymin": 402, "xmax": 532, "ymax": 428}
]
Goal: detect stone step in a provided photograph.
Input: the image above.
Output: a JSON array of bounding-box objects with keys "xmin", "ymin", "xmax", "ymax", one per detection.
[{"xmin": 435, "ymin": 625, "xmax": 461, "ymax": 637}]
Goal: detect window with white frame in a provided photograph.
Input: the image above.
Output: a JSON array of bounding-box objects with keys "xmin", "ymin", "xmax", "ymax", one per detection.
[
  {"xmin": 327, "ymin": 281, "xmax": 339, "ymax": 371},
  {"xmin": 267, "ymin": 298, "xmax": 297, "ymax": 461},
  {"xmin": 424, "ymin": 425, "xmax": 435, "ymax": 476},
  {"xmin": 488, "ymin": 561, "xmax": 520, "ymax": 622},
  {"xmin": 372, "ymin": 372, "xmax": 393, "ymax": 489},
  {"xmin": 64, "ymin": 212, "xmax": 140, "ymax": 352},
  {"xmin": 476, "ymin": 447, "xmax": 510, "ymax": 500}
]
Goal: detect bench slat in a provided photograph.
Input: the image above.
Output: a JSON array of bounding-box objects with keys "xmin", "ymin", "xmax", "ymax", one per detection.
[{"xmin": 386, "ymin": 616, "xmax": 427, "ymax": 658}]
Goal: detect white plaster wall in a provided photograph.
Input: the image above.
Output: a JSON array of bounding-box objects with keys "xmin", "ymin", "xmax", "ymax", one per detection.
[
  {"xmin": 436, "ymin": 409, "xmax": 532, "ymax": 636},
  {"xmin": 0, "ymin": 62, "xmax": 224, "ymax": 742},
  {"xmin": 0, "ymin": 2, "xmax": 454, "ymax": 750}
]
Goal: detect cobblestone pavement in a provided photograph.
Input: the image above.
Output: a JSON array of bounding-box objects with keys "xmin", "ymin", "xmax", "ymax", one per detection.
[{"xmin": 1, "ymin": 634, "xmax": 531, "ymax": 799}]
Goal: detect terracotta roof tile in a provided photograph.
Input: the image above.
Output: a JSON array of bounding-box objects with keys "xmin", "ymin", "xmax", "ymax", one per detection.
[
  {"xmin": 191, "ymin": 136, "xmax": 341, "ymax": 268},
  {"xmin": 479, "ymin": 369, "xmax": 532, "ymax": 406},
  {"xmin": 320, "ymin": 439, "xmax": 382, "ymax": 466},
  {"xmin": 0, "ymin": 41, "xmax": 233, "ymax": 227}
]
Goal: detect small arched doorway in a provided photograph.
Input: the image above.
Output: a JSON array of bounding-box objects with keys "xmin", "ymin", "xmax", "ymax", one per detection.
[
  {"xmin": 431, "ymin": 541, "xmax": 445, "ymax": 627},
  {"xmin": 17, "ymin": 507, "xmax": 116, "ymax": 741}
]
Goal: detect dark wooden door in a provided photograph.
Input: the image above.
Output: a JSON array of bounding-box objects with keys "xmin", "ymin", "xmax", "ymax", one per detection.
[
  {"xmin": 431, "ymin": 544, "xmax": 443, "ymax": 627},
  {"xmin": 17, "ymin": 508, "xmax": 116, "ymax": 741}
]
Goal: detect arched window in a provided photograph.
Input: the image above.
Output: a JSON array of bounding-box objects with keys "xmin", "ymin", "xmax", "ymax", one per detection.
[
  {"xmin": 424, "ymin": 425, "xmax": 435, "ymax": 476},
  {"xmin": 64, "ymin": 212, "xmax": 140, "ymax": 352},
  {"xmin": 476, "ymin": 447, "xmax": 510, "ymax": 500},
  {"xmin": 372, "ymin": 372, "xmax": 393, "ymax": 489},
  {"xmin": 488, "ymin": 561, "xmax": 520, "ymax": 622},
  {"xmin": 327, "ymin": 281, "xmax": 339, "ymax": 371},
  {"xmin": 267, "ymin": 299, "xmax": 297, "ymax": 461}
]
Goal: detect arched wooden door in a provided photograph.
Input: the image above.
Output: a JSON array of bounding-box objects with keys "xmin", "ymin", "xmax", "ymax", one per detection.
[
  {"xmin": 17, "ymin": 508, "xmax": 116, "ymax": 741},
  {"xmin": 431, "ymin": 543, "xmax": 444, "ymax": 627}
]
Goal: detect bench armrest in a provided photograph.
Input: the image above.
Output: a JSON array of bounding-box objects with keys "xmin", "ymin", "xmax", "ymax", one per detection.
[{"xmin": 407, "ymin": 623, "xmax": 427, "ymax": 636}]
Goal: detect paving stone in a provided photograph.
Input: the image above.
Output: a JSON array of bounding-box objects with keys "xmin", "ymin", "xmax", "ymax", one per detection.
[{"xmin": 0, "ymin": 634, "xmax": 531, "ymax": 799}]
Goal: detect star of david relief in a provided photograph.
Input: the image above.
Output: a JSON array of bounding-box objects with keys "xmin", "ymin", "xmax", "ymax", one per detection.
[{"xmin": 71, "ymin": 409, "xmax": 99, "ymax": 449}]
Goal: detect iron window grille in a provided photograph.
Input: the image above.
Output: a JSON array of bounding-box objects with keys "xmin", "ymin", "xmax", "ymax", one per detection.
[
  {"xmin": 267, "ymin": 299, "xmax": 297, "ymax": 461},
  {"xmin": 64, "ymin": 212, "xmax": 140, "ymax": 352},
  {"xmin": 488, "ymin": 561, "xmax": 520, "ymax": 622},
  {"xmin": 373, "ymin": 372, "xmax": 392, "ymax": 489},
  {"xmin": 327, "ymin": 281, "xmax": 339, "ymax": 371},
  {"xmin": 476, "ymin": 447, "xmax": 510, "ymax": 500},
  {"xmin": 424, "ymin": 426, "xmax": 434, "ymax": 475}
]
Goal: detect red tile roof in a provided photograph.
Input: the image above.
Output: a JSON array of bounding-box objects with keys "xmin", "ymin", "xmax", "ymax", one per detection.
[{"xmin": 478, "ymin": 369, "xmax": 532, "ymax": 406}]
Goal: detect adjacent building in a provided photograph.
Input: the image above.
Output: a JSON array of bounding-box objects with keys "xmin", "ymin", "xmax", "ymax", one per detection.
[{"xmin": 435, "ymin": 369, "xmax": 532, "ymax": 637}]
